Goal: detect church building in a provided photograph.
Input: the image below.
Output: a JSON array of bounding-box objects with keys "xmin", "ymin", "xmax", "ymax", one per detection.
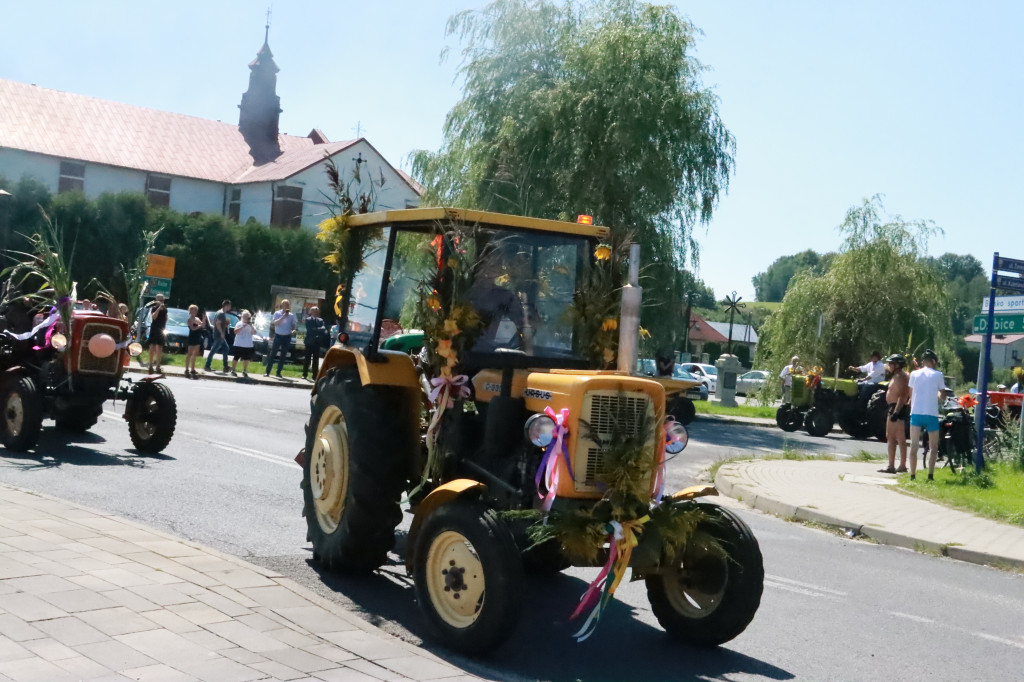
[{"xmin": 0, "ymin": 34, "xmax": 421, "ymax": 229}]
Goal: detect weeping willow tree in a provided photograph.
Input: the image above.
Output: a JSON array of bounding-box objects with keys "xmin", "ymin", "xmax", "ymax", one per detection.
[
  {"xmin": 758, "ymin": 195, "xmax": 959, "ymax": 378},
  {"xmin": 410, "ymin": 0, "xmax": 734, "ymax": 347}
]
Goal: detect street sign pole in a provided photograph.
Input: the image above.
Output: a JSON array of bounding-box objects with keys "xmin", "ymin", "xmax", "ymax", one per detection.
[{"xmin": 975, "ymin": 253, "xmax": 998, "ymax": 473}]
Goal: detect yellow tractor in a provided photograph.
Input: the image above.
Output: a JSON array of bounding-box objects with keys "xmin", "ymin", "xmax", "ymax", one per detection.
[{"xmin": 299, "ymin": 208, "xmax": 762, "ymax": 653}]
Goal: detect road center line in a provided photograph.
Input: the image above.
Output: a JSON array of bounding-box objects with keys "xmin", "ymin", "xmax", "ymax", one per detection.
[
  {"xmin": 763, "ymin": 580, "xmax": 829, "ymax": 598},
  {"xmin": 974, "ymin": 632, "xmax": 1024, "ymax": 651},
  {"xmin": 889, "ymin": 611, "xmax": 935, "ymax": 624},
  {"xmin": 766, "ymin": 574, "xmax": 847, "ymax": 596},
  {"xmin": 177, "ymin": 431, "xmax": 297, "ymax": 468},
  {"xmin": 208, "ymin": 443, "xmax": 295, "ymax": 469}
]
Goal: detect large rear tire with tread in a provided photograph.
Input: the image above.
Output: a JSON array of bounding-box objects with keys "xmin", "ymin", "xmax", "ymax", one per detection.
[
  {"xmin": 302, "ymin": 368, "xmax": 417, "ymax": 572},
  {"xmin": 646, "ymin": 504, "xmax": 763, "ymax": 646},
  {"xmin": 127, "ymin": 382, "xmax": 177, "ymax": 453},
  {"xmin": 1, "ymin": 376, "xmax": 43, "ymax": 452},
  {"xmin": 866, "ymin": 389, "xmax": 889, "ymax": 441},
  {"xmin": 413, "ymin": 499, "xmax": 523, "ymax": 654},
  {"xmin": 667, "ymin": 396, "xmax": 696, "ymax": 425}
]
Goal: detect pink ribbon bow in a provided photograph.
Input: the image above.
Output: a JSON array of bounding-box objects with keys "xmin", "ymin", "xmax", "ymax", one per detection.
[
  {"xmin": 534, "ymin": 406, "xmax": 573, "ymax": 513},
  {"xmin": 428, "ymin": 374, "xmax": 470, "ymax": 408}
]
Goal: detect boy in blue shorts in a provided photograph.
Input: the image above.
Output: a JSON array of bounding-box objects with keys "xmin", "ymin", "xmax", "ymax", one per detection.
[{"xmin": 908, "ymin": 350, "xmax": 945, "ymax": 481}]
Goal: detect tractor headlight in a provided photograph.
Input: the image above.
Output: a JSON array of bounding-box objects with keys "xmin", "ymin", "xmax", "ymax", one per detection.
[
  {"xmin": 525, "ymin": 413, "xmax": 556, "ymax": 447},
  {"xmin": 128, "ymin": 342, "xmax": 143, "ymax": 357},
  {"xmin": 665, "ymin": 421, "xmax": 689, "ymax": 454},
  {"xmin": 50, "ymin": 333, "xmax": 68, "ymax": 352}
]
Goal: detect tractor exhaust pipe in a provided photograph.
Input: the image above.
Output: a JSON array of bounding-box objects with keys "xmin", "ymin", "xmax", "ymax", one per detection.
[{"xmin": 617, "ymin": 244, "xmax": 642, "ymax": 373}]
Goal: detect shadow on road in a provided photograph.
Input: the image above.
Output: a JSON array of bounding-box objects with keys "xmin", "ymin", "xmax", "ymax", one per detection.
[
  {"xmin": 0, "ymin": 428, "xmax": 176, "ymax": 469},
  {"xmin": 308, "ymin": 532, "xmax": 793, "ymax": 682}
]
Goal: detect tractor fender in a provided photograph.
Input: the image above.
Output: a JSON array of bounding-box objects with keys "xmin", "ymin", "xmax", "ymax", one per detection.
[
  {"xmin": 668, "ymin": 484, "xmax": 719, "ymax": 502},
  {"xmin": 405, "ymin": 479, "xmax": 488, "ymax": 573},
  {"xmin": 313, "ymin": 346, "xmax": 418, "ymax": 392}
]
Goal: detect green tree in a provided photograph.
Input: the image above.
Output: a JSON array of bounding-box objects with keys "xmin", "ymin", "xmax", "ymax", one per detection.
[
  {"xmin": 411, "ymin": 0, "xmax": 734, "ymax": 349},
  {"xmin": 758, "ymin": 195, "xmax": 958, "ymax": 377},
  {"xmin": 752, "ymin": 250, "xmax": 834, "ymax": 302},
  {"xmin": 0, "ymin": 174, "xmax": 53, "ymax": 257}
]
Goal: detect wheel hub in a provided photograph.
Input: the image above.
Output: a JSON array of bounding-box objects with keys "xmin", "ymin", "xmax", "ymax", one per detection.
[
  {"xmin": 4, "ymin": 394, "xmax": 24, "ymax": 436},
  {"xmin": 426, "ymin": 531, "xmax": 485, "ymax": 628},
  {"xmin": 309, "ymin": 406, "xmax": 348, "ymax": 534},
  {"xmin": 442, "ymin": 559, "xmax": 468, "ymax": 597},
  {"xmin": 663, "ymin": 532, "xmax": 729, "ymax": 618}
]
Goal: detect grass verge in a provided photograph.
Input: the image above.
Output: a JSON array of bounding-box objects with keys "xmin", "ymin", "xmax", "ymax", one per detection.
[
  {"xmin": 897, "ymin": 462, "xmax": 1024, "ymax": 527},
  {"xmin": 694, "ymin": 400, "xmax": 778, "ymax": 420}
]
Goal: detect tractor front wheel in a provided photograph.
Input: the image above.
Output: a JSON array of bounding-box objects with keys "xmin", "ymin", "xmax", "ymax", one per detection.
[
  {"xmin": 776, "ymin": 404, "xmax": 801, "ymax": 432},
  {"xmin": 413, "ymin": 500, "xmax": 523, "ymax": 655},
  {"xmin": 646, "ymin": 504, "xmax": 763, "ymax": 646},
  {"xmin": 127, "ymin": 382, "xmax": 177, "ymax": 453},
  {"xmin": 804, "ymin": 407, "xmax": 833, "ymax": 437},
  {"xmin": 1, "ymin": 376, "xmax": 43, "ymax": 452}
]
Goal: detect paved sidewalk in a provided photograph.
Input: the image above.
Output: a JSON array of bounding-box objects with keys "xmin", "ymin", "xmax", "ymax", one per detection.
[
  {"xmin": 714, "ymin": 459, "xmax": 1024, "ymax": 571},
  {"xmin": 0, "ymin": 484, "xmax": 477, "ymax": 682}
]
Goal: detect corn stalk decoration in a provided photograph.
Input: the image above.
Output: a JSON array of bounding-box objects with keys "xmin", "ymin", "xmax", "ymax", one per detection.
[{"xmin": 1, "ymin": 213, "xmax": 77, "ymax": 335}]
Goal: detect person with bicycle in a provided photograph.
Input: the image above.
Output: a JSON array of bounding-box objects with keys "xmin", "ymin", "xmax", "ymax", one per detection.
[{"xmin": 879, "ymin": 354, "xmax": 910, "ymax": 474}]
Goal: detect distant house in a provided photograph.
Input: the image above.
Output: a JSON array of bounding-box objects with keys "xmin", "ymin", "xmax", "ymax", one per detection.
[
  {"xmin": 0, "ymin": 36, "xmax": 420, "ymax": 229},
  {"xmin": 963, "ymin": 334, "xmax": 1024, "ymax": 370},
  {"xmin": 705, "ymin": 321, "xmax": 758, "ymax": 356},
  {"xmin": 685, "ymin": 313, "xmax": 728, "ymax": 359}
]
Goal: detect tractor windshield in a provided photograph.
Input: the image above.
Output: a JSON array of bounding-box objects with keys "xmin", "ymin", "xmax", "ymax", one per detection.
[{"xmin": 341, "ymin": 223, "xmax": 590, "ymax": 364}]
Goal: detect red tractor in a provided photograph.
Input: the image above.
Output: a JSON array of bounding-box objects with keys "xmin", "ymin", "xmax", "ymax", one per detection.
[{"xmin": 0, "ymin": 309, "xmax": 176, "ymax": 454}]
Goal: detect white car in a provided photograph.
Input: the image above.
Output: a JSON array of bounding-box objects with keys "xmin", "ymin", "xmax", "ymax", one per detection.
[
  {"xmin": 680, "ymin": 362, "xmax": 718, "ymax": 393},
  {"xmin": 736, "ymin": 370, "xmax": 770, "ymax": 396}
]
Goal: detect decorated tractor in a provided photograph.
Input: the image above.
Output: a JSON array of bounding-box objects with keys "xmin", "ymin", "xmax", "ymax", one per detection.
[
  {"xmin": 0, "ymin": 308, "xmax": 177, "ymax": 454},
  {"xmin": 776, "ymin": 371, "xmax": 888, "ymax": 439},
  {"xmin": 299, "ymin": 208, "xmax": 763, "ymax": 654}
]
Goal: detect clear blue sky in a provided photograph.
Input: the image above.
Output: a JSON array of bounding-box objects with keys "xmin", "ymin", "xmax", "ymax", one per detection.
[{"xmin": 3, "ymin": 1, "xmax": 1021, "ymax": 302}]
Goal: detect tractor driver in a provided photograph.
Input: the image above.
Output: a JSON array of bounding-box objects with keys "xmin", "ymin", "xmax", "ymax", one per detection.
[
  {"xmin": 469, "ymin": 250, "xmax": 532, "ymax": 354},
  {"xmin": 849, "ymin": 350, "xmax": 885, "ymax": 400}
]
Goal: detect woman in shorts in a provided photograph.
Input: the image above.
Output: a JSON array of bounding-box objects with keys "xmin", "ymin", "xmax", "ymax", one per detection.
[
  {"xmin": 184, "ymin": 305, "xmax": 205, "ymax": 379},
  {"xmin": 231, "ymin": 310, "xmax": 256, "ymax": 380}
]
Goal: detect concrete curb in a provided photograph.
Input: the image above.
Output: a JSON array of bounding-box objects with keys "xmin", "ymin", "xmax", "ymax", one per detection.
[
  {"xmin": 696, "ymin": 411, "xmax": 846, "ymax": 434},
  {"xmin": 125, "ymin": 365, "xmax": 312, "ymax": 391},
  {"xmin": 713, "ymin": 463, "xmax": 1024, "ymax": 572}
]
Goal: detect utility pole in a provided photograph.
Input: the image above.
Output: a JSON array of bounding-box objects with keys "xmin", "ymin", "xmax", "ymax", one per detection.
[{"xmin": 681, "ymin": 291, "xmax": 694, "ymax": 357}]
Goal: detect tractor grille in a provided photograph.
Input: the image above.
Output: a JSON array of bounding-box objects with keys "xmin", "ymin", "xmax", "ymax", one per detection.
[
  {"xmin": 76, "ymin": 322, "xmax": 124, "ymax": 376},
  {"xmin": 575, "ymin": 390, "xmax": 652, "ymax": 491}
]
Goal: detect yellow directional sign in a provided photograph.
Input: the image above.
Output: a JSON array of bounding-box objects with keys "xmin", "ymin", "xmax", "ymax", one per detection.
[{"xmin": 146, "ymin": 255, "xmax": 176, "ymax": 279}]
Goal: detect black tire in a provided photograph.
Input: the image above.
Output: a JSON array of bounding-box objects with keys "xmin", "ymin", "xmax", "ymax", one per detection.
[
  {"xmin": 866, "ymin": 389, "xmax": 889, "ymax": 441},
  {"xmin": 55, "ymin": 402, "xmax": 102, "ymax": 432},
  {"xmin": 837, "ymin": 411, "xmax": 870, "ymax": 440},
  {"xmin": 302, "ymin": 368, "xmax": 418, "ymax": 572},
  {"xmin": 0, "ymin": 376, "xmax": 43, "ymax": 452},
  {"xmin": 668, "ymin": 396, "xmax": 696, "ymax": 425},
  {"xmin": 126, "ymin": 382, "xmax": 177, "ymax": 453},
  {"xmin": 413, "ymin": 499, "xmax": 523, "ymax": 654},
  {"xmin": 776, "ymin": 404, "xmax": 800, "ymax": 432},
  {"xmin": 646, "ymin": 504, "xmax": 763, "ymax": 646},
  {"xmin": 804, "ymin": 407, "xmax": 833, "ymax": 437}
]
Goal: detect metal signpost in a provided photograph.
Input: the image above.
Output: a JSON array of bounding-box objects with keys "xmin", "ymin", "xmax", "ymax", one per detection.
[
  {"xmin": 144, "ymin": 255, "xmax": 176, "ymax": 300},
  {"xmin": 976, "ymin": 253, "xmax": 1024, "ymax": 472}
]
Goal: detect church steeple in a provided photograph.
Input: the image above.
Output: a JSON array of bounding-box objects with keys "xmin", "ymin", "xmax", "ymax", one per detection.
[{"xmin": 238, "ymin": 25, "xmax": 282, "ymax": 163}]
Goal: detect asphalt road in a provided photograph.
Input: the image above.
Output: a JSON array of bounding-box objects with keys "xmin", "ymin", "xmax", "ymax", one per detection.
[{"xmin": 2, "ymin": 376, "xmax": 1023, "ymax": 681}]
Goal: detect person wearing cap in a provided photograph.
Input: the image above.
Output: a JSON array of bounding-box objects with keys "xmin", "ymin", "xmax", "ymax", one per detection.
[
  {"xmin": 879, "ymin": 354, "xmax": 910, "ymax": 474},
  {"xmin": 779, "ymin": 355, "xmax": 801, "ymax": 404},
  {"xmin": 908, "ymin": 349, "xmax": 945, "ymax": 481}
]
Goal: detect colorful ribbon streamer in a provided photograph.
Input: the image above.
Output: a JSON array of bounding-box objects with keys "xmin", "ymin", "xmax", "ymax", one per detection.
[
  {"xmin": 4, "ymin": 310, "xmax": 59, "ymax": 342},
  {"xmin": 428, "ymin": 374, "xmax": 470, "ymax": 408},
  {"xmin": 534, "ymin": 406, "xmax": 573, "ymax": 513},
  {"xmin": 570, "ymin": 515, "xmax": 649, "ymax": 642}
]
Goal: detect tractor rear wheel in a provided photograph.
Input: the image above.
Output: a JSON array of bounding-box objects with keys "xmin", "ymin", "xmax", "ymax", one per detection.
[
  {"xmin": 0, "ymin": 376, "xmax": 43, "ymax": 452},
  {"xmin": 302, "ymin": 368, "xmax": 417, "ymax": 572},
  {"xmin": 127, "ymin": 382, "xmax": 177, "ymax": 453},
  {"xmin": 413, "ymin": 499, "xmax": 523, "ymax": 654},
  {"xmin": 866, "ymin": 389, "xmax": 889, "ymax": 441},
  {"xmin": 668, "ymin": 396, "xmax": 696, "ymax": 425},
  {"xmin": 646, "ymin": 504, "xmax": 763, "ymax": 646}
]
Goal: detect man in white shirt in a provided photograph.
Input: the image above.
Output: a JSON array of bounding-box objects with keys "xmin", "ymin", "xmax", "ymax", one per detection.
[
  {"xmin": 779, "ymin": 356, "xmax": 800, "ymax": 404},
  {"xmin": 264, "ymin": 299, "xmax": 297, "ymax": 378},
  {"xmin": 849, "ymin": 351, "xmax": 885, "ymax": 400},
  {"xmin": 907, "ymin": 349, "xmax": 946, "ymax": 481}
]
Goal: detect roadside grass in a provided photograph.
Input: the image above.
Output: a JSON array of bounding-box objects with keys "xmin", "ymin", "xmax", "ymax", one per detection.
[
  {"xmin": 851, "ymin": 450, "xmax": 884, "ymax": 462},
  {"xmin": 897, "ymin": 462, "xmax": 1024, "ymax": 527},
  {"xmin": 138, "ymin": 350, "xmax": 309, "ymax": 379},
  {"xmin": 694, "ymin": 400, "xmax": 777, "ymax": 420}
]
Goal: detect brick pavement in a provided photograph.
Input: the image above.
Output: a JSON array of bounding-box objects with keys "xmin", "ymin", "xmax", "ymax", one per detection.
[
  {"xmin": 0, "ymin": 485, "xmax": 479, "ymax": 682},
  {"xmin": 714, "ymin": 459, "xmax": 1024, "ymax": 570}
]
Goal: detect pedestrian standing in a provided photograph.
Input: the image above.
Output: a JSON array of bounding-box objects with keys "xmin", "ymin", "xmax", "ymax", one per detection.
[
  {"xmin": 879, "ymin": 354, "xmax": 910, "ymax": 474},
  {"xmin": 204, "ymin": 300, "xmax": 233, "ymax": 373},
  {"xmin": 779, "ymin": 355, "xmax": 800, "ymax": 404},
  {"xmin": 146, "ymin": 294, "xmax": 168, "ymax": 374},
  {"xmin": 908, "ymin": 349, "xmax": 945, "ymax": 481},
  {"xmin": 184, "ymin": 304, "xmax": 205, "ymax": 378},
  {"xmin": 231, "ymin": 310, "xmax": 255, "ymax": 380},
  {"xmin": 264, "ymin": 299, "xmax": 297, "ymax": 378},
  {"xmin": 302, "ymin": 306, "xmax": 326, "ymax": 381}
]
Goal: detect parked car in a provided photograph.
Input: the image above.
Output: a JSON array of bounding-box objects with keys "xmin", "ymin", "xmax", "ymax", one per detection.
[
  {"xmin": 139, "ymin": 306, "xmax": 191, "ymax": 353},
  {"xmin": 736, "ymin": 370, "xmax": 770, "ymax": 396},
  {"xmin": 673, "ymin": 365, "xmax": 710, "ymax": 401},
  {"xmin": 679, "ymin": 362, "xmax": 718, "ymax": 393}
]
